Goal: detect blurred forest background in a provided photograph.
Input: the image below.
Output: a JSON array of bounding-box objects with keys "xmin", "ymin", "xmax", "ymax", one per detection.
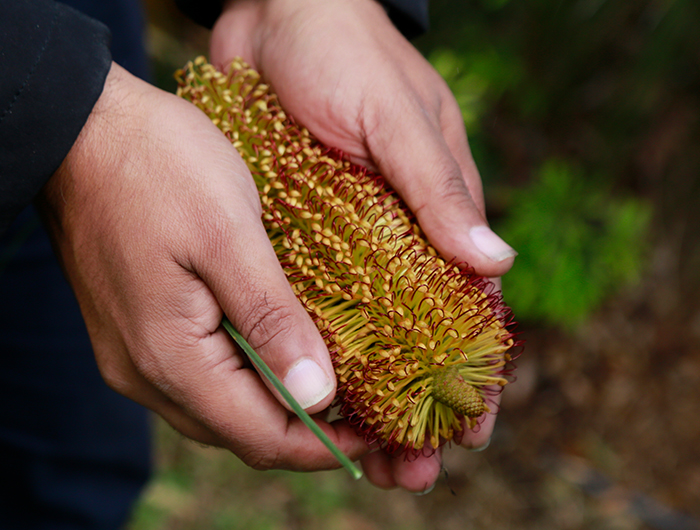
[{"xmin": 129, "ymin": 0, "xmax": 700, "ymax": 528}]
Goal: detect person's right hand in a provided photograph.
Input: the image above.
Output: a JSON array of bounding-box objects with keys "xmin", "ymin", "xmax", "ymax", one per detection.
[{"xmin": 38, "ymin": 62, "xmax": 369, "ymax": 471}]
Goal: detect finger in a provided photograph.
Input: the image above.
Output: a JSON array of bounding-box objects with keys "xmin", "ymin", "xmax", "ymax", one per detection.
[
  {"xmin": 153, "ymin": 328, "xmax": 367, "ymax": 469},
  {"xmin": 364, "ymin": 86, "xmax": 517, "ymax": 278},
  {"xmin": 361, "ymin": 448, "xmax": 442, "ymax": 493},
  {"xmin": 438, "ymin": 93, "xmax": 486, "ymax": 214},
  {"xmin": 390, "ymin": 449, "xmax": 442, "ymax": 493},
  {"xmin": 95, "ymin": 340, "xmax": 228, "ymax": 448},
  {"xmin": 149, "ymin": 193, "xmax": 369, "ymax": 467},
  {"xmin": 460, "ymin": 387, "xmax": 502, "ymax": 451},
  {"xmin": 360, "ymin": 450, "xmax": 397, "ymax": 489},
  {"xmin": 120, "ymin": 275, "xmax": 369, "ymax": 470},
  {"xmin": 124, "ymin": 254, "xmax": 366, "ymax": 471},
  {"xmin": 173, "ymin": 162, "xmax": 338, "ymax": 415},
  {"xmin": 461, "ymin": 276, "xmax": 505, "ymax": 450}
]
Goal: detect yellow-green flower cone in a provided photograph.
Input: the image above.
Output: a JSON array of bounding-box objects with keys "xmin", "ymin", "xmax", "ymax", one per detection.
[{"xmin": 176, "ymin": 57, "xmax": 520, "ymax": 455}]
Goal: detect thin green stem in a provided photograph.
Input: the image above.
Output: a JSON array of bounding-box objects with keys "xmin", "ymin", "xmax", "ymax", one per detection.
[{"xmin": 221, "ymin": 318, "xmax": 363, "ymax": 480}]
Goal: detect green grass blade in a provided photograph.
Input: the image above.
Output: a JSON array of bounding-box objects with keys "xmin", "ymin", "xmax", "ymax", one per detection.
[{"xmin": 221, "ymin": 318, "xmax": 363, "ymax": 480}]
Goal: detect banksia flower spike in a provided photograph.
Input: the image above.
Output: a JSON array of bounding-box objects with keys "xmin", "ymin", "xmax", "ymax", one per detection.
[{"xmin": 176, "ymin": 57, "xmax": 520, "ymax": 456}]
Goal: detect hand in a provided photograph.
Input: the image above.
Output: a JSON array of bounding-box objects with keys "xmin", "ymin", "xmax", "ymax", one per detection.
[
  {"xmin": 38, "ymin": 63, "xmax": 368, "ymax": 471},
  {"xmin": 211, "ymin": 0, "xmax": 516, "ymax": 491}
]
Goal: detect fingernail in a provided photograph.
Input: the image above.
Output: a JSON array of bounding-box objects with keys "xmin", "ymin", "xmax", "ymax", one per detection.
[
  {"xmin": 413, "ymin": 482, "xmax": 436, "ymax": 496},
  {"xmin": 468, "ymin": 437, "xmax": 491, "ymax": 452},
  {"xmin": 283, "ymin": 359, "xmax": 334, "ymax": 409},
  {"xmin": 469, "ymin": 226, "xmax": 517, "ymax": 262}
]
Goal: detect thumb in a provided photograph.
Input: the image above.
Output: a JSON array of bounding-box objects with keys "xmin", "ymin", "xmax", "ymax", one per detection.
[
  {"xmin": 197, "ymin": 210, "xmax": 336, "ymax": 414},
  {"xmin": 364, "ymin": 89, "xmax": 517, "ymax": 278}
]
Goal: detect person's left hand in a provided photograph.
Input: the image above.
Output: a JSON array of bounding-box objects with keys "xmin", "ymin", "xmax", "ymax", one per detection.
[{"xmin": 210, "ymin": 0, "xmax": 517, "ymax": 493}]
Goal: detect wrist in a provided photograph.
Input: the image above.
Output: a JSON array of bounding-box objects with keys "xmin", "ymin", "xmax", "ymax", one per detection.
[{"xmin": 39, "ymin": 63, "xmax": 145, "ymax": 234}]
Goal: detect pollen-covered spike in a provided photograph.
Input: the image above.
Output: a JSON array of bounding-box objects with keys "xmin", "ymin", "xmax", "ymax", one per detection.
[
  {"xmin": 176, "ymin": 57, "xmax": 521, "ymax": 456},
  {"xmin": 431, "ymin": 367, "xmax": 486, "ymax": 418}
]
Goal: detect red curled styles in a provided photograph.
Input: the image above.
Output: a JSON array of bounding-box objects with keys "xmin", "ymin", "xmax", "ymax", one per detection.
[{"xmin": 176, "ymin": 57, "xmax": 520, "ymax": 456}]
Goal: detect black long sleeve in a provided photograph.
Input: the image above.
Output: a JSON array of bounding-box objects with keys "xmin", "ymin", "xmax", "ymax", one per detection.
[
  {"xmin": 174, "ymin": 0, "xmax": 430, "ymax": 39},
  {"xmin": 379, "ymin": 0, "xmax": 430, "ymax": 38},
  {"xmin": 0, "ymin": 0, "xmax": 112, "ymax": 234}
]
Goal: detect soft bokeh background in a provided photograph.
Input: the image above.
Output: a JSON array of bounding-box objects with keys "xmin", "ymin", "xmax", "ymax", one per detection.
[{"xmin": 128, "ymin": 0, "xmax": 700, "ymax": 528}]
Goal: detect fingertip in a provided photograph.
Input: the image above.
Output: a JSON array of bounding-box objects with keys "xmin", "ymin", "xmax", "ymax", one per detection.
[
  {"xmin": 360, "ymin": 451, "xmax": 398, "ymax": 490},
  {"xmin": 429, "ymin": 224, "xmax": 516, "ymax": 279},
  {"xmin": 412, "ymin": 482, "xmax": 436, "ymax": 496},
  {"xmin": 467, "ymin": 437, "xmax": 491, "ymax": 453},
  {"xmin": 468, "ymin": 225, "xmax": 517, "ymax": 265},
  {"xmin": 461, "ymin": 410, "xmax": 497, "ymax": 450},
  {"xmin": 390, "ymin": 450, "xmax": 442, "ymax": 493},
  {"xmin": 411, "ymin": 187, "xmax": 516, "ymax": 278}
]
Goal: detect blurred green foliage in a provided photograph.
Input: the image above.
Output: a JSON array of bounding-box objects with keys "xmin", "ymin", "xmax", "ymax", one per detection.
[
  {"xmin": 496, "ymin": 160, "xmax": 651, "ymax": 327},
  {"xmin": 429, "ymin": 47, "xmax": 522, "ymax": 131},
  {"xmin": 416, "ymin": 0, "xmax": 700, "ymax": 327}
]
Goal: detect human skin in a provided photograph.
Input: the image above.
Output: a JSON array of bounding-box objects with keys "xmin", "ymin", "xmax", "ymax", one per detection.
[
  {"xmin": 210, "ymin": 0, "xmax": 516, "ymax": 490},
  {"xmin": 39, "ymin": 0, "xmax": 515, "ymax": 495},
  {"xmin": 40, "ymin": 62, "xmax": 368, "ymax": 470}
]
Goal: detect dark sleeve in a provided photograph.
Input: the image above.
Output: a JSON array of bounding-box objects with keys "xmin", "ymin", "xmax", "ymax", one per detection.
[
  {"xmin": 0, "ymin": 0, "xmax": 112, "ymax": 235},
  {"xmin": 174, "ymin": 0, "xmax": 429, "ymax": 38},
  {"xmin": 379, "ymin": 0, "xmax": 430, "ymax": 39}
]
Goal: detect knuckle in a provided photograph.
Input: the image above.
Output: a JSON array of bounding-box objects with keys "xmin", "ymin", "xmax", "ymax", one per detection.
[
  {"xmin": 239, "ymin": 295, "xmax": 297, "ymax": 353},
  {"xmin": 415, "ymin": 162, "xmax": 472, "ymax": 215},
  {"xmin": 240, "ymin": 444, "xmax": 282, "ymax": 471},
  {"xmin": 432, "ymin": 162, "xmax": 469, "ymax": 199},
  {"xmin": 362, "ymin": 84, "xmax": 418, "ymax": 147}
]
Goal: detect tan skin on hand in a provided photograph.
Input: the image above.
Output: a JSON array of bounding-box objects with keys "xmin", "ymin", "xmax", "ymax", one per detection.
[
  {"xmin": 39, "ymin": 62, "xmax": 369, "ymax": 473},
  {"xmin": 211, "ymin": 0, "xmax": 515, "ymax": 491}
]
